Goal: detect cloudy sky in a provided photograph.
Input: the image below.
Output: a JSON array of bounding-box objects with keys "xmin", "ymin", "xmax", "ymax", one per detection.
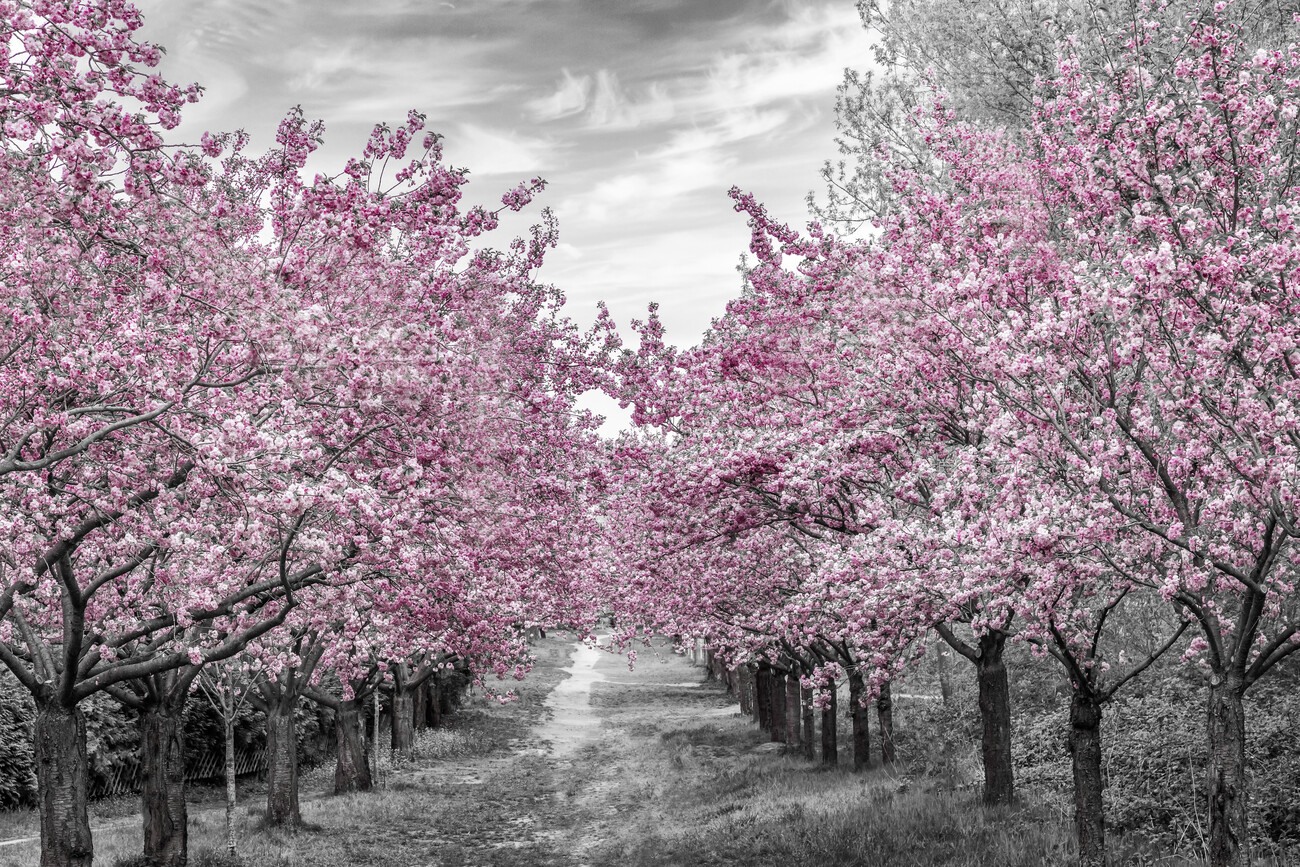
[{"xmin": 133, "ymin": 0, "xmax": 876, "ymax": 428}]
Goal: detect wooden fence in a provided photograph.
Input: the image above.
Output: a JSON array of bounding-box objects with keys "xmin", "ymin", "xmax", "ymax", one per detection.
[{"xmin": 90, "ymin": 746, "xmax": 268, "ymax": 800}]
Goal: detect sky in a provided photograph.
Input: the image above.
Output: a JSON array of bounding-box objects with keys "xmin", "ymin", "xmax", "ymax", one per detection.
[{"xmin": 133, "ymin": 0, "xmax": 877, "ymax": 430}]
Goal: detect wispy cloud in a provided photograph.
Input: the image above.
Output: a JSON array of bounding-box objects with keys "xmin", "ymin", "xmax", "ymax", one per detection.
[
  {"xmin": 133, "ymin": 0, "xmax": 875, "ymax": 358},
  {"xmin": 528, "ymin": 69, "xmax": 592, "ymax": 122},
  {"xmin": 443, "ymin": 123, "xmax": 558, "ymax": 178}
]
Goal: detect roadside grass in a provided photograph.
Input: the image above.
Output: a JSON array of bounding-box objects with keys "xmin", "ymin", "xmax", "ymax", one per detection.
[
  {"xmin": 582, "ymin": 679, "xmax": 1206, "ymax": 867},
  {"xmin": 589, "ymin": 714, "xmax": 1084, "ymax": 867},
  {"xmin": 0, "ymin": 638, "xmax": 574, "ymax": 866}
]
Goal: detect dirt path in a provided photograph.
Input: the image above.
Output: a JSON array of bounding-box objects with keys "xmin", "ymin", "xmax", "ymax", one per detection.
[
  {"xmin": 370, "ymin": 634, "xmax": 734, "ymax": 867},
  {"xmin": 0, "ymin": 636, "xmax": 744, "ymax": 867}
]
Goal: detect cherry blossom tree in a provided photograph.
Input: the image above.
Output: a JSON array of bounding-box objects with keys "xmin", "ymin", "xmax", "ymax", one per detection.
[{"xmin": 0, "ymin": 5, "xmax": 611, "ymax": 866}]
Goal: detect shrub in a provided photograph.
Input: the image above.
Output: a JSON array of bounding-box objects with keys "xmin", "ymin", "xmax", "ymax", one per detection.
[{"xmin": 0, "ymin": 672, "xmax": 35, "ymax": 808}]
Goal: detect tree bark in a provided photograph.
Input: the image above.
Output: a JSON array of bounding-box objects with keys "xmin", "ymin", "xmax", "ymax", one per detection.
[
  {"xmin": 705, "ymin": 649, "xmax": 716, "ymax": 681},
  {"xmin": 391, "ymin": 689, "xmax": 415, "ymax": 758},
  {"xmin": 935, "ymin": 645, "xmax": 953, "ymax": 706},
  {"xmin": 224, "ymin": 713, "xmax": 236, "ymax": 856},
  {"xmin": 437, "ymin": 674, "xmax": 454, "ymax": 717},
  {"xmin": 755, "ymin": 665, "xmax": 772, "ymax": 730},
  {"xmin": 265, "ymin": 704, "xmax": 300, "ymax": 826},
  {"xmin": 849, "ymin": 670, "xmax": 871, "ymax": 772},
  {"xmin": 334, "ymin": 698, "xmax": 373, "ymax": 794},
  {"xmin": 771, "ymin": 670, "xmax": 787, "ymax": 743},
  {"xmin": 976, "ymin": 632, "xmax": 1015, "ymax": 805},
  {"xmin": 372, "ymin": 688, "xmax": 382, "ymax": 789},
  {"xmin": 34, "ymin": 702, "xmax": 92, "ymax": 867},
  {"xmin": 413, "ymin": 682, "xmax": 428, "ymax": 732},
  {"xmin": 427, "ymin": 679, "xmax": 443, "ymax": 728},
  {"xmin": 785, "ymin": 668, "xmax": 801, "ymax": 746},
  {"xmin": 821, "ymin": 681, "xmax": 838, "ymax": 766},
  {"xmin": 1069, "ymin": 691, "xmax": 1106, "ymax": 867},
  {"xmin": 877, "ymin": 679, "xmax": 895, "ymax": 765},
  {"xmin": 1206, "ymin": 672, "xmax": 1250, "ymax": 867},
  {"xmin": 802, "ymin": 685, "xmax": 815, "ymax": 762},
  {"xmin": 140, "ymin": 701, "xmax": 188, "ymax": 867}
]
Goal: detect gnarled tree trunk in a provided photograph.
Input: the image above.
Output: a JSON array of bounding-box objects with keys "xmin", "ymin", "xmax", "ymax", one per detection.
[
  {"xmin": 785, "ymin": 669, "xmax": 801, "ymax": 746},
  {"xmin": 755, "ymin": 665, "xmax": 772, "ymax": 731},
  {"xmin": 877, "ymin": 680, "xmax": 895, "ymax": 765},
  {"xmin": 1069, "ymin": 691, "xmax": 1105, "ymax": 867},
  {"xmin": 771, "ymin": 669, "xmax": 787, "ymax": 743},
  {"xmin": 848, "ymin": 670, "xmax": 871, "ymax": 772},
  {"xmin": 1206, "ymin": 672, "xmax": 1250, "ymax": 867},
  {"xmin": 429, "ymin": 679, "xmax": 444, "ymax": 728},
  {"xmin": 34, "ymin": 701, "xmax": 92, "ymax": 867},
  {"xmin": 265, "ymin": 704, "xmax": 300, "ymax": 826},
  {"xmin": 390, "ymin": 689, "xmax": 415, "ymax": 758},
  {"xmin": 413, "ymin": 682, "xmax": 428, "ymax": 732},
  {"xmin": 140, "ymin": 699, "xmax": 189, "ymax": 867},
  {"xmin": 335, "ymin": 698, "xmax": 373, "ymax": 794},
  {"xmin": 976, "ymin": 632, "xmax": 1014, "ymax": 804}
]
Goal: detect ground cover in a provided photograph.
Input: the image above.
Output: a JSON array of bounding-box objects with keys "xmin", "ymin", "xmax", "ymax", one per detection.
[{"xmin": 4, "ymin": 635, "xmax": 1276, "ymax": 866}]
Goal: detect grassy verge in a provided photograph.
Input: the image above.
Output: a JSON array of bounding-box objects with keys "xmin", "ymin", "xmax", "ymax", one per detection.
[
  {"xmin": 0, "ymin": 638, "xmax": 574, "ymax": 867},
  {"xmin": 580, "ymin": 677, "xmax": 1080, "ymax": 867}
]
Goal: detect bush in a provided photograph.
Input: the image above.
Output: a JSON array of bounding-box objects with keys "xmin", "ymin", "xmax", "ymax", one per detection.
[
  {"xmin": 0, "ymin": 672, "xmax": 36, "ymax": 808},
  {"xmin": 1011, "ymin": 663, "xmax": 1300, "ymax": 860}
]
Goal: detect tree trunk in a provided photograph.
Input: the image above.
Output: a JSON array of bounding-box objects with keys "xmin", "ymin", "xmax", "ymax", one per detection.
[
  {"xmin": 1206, "ymin": 672, "xmax": 1250, "ymax": 867},
  {"xmin": 821, "ymin": 681, "xmax": 838, "ymax": 766},
  {"xmin": 935, "ymin": 645, "xmax": 954, "ymax": 706},
  {"xmin": 426, "ymin": 679, "xmax": 442, "ymax": 729},
  {"xmin": 785, "ymin": 669, "xmax": 801, "ymax": 746},
  {"xmin": 334, "ymin": 699, "xmax": 373, "ymax": 795},
  {"xmin": 224, "ymin": 714, "xmax": 236, "ymax": 856},
  {"xmin": 140, "ymin": 702, "xmax": 188, "ymax": 867},
  {"xmin": 437, "ymin": 675, "xmax": 453, "ymax": 718},
  {"xmin": 413, "ymin": 682, "xmax": 428, "ymax": 732},
  {"xmin": 1069, "ymin": 691, "xmax": 1106, "ymax": 867},
  {"xmin": 802, "ymin": 686, "xmax": 815, "ymax": 762},
  {"xmin": 391, "ymin": 690, "xmax": 415, "ymax": 758},
  {"xmin": 265, "ymin": 705, "xmax": 300, "ymax": 826},
  {"xmin": 771, "ymin": 670, "xmax": 787, "ymax": 743},
  {"xmin": 34, "ymin": 702, "xmax": 92, "ymax": 867},
  {"xmin": 877, "ymin": 679, "xmax": 895, "ymax": 765},
  {"xmin": 705, "ymin": 650, "xmax": 716, "ymax": 681},
  {"xmin": 372, "ymin": 688, "xmax": 382, "ymax": 789},
  {"xmin": 849, "ymin": 670, "xmax": 871, "ymax": 772},
  {"xmin": 976, "ymin": 632, "xmax": 1015, "ymax": 805},
  {"xmin": 756, "ymin": 666, "xmax": 772, "ymax": 730}
]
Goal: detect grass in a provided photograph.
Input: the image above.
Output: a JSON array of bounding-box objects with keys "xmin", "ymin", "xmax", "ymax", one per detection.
[
  {"xmin": 587, "ymin": 704, "xmax": 1078, "ymax": 867},
  {"xmin": 0, "ymin": 639, "xmax": 575, "ymax": 867},
  {"xmin": 6, "ymin": 637, "xmax": 1292, "ymax": 866}
]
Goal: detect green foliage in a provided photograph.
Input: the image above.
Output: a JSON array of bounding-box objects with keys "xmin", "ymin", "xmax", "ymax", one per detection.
[
  {"xmin": 83, "ymin": 692, "xmax": 140, "ymax": 798},
  {"xmin": 0, "ymin": 672, "xmax": 35, "ymax": 808},
  {"xmin": 1012, "ymin": 664, "xmax": 1300, "ymax": 860},
  {"xmin": 184, "ymin": 691, "xmax": 268, "ymax": 774}
]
